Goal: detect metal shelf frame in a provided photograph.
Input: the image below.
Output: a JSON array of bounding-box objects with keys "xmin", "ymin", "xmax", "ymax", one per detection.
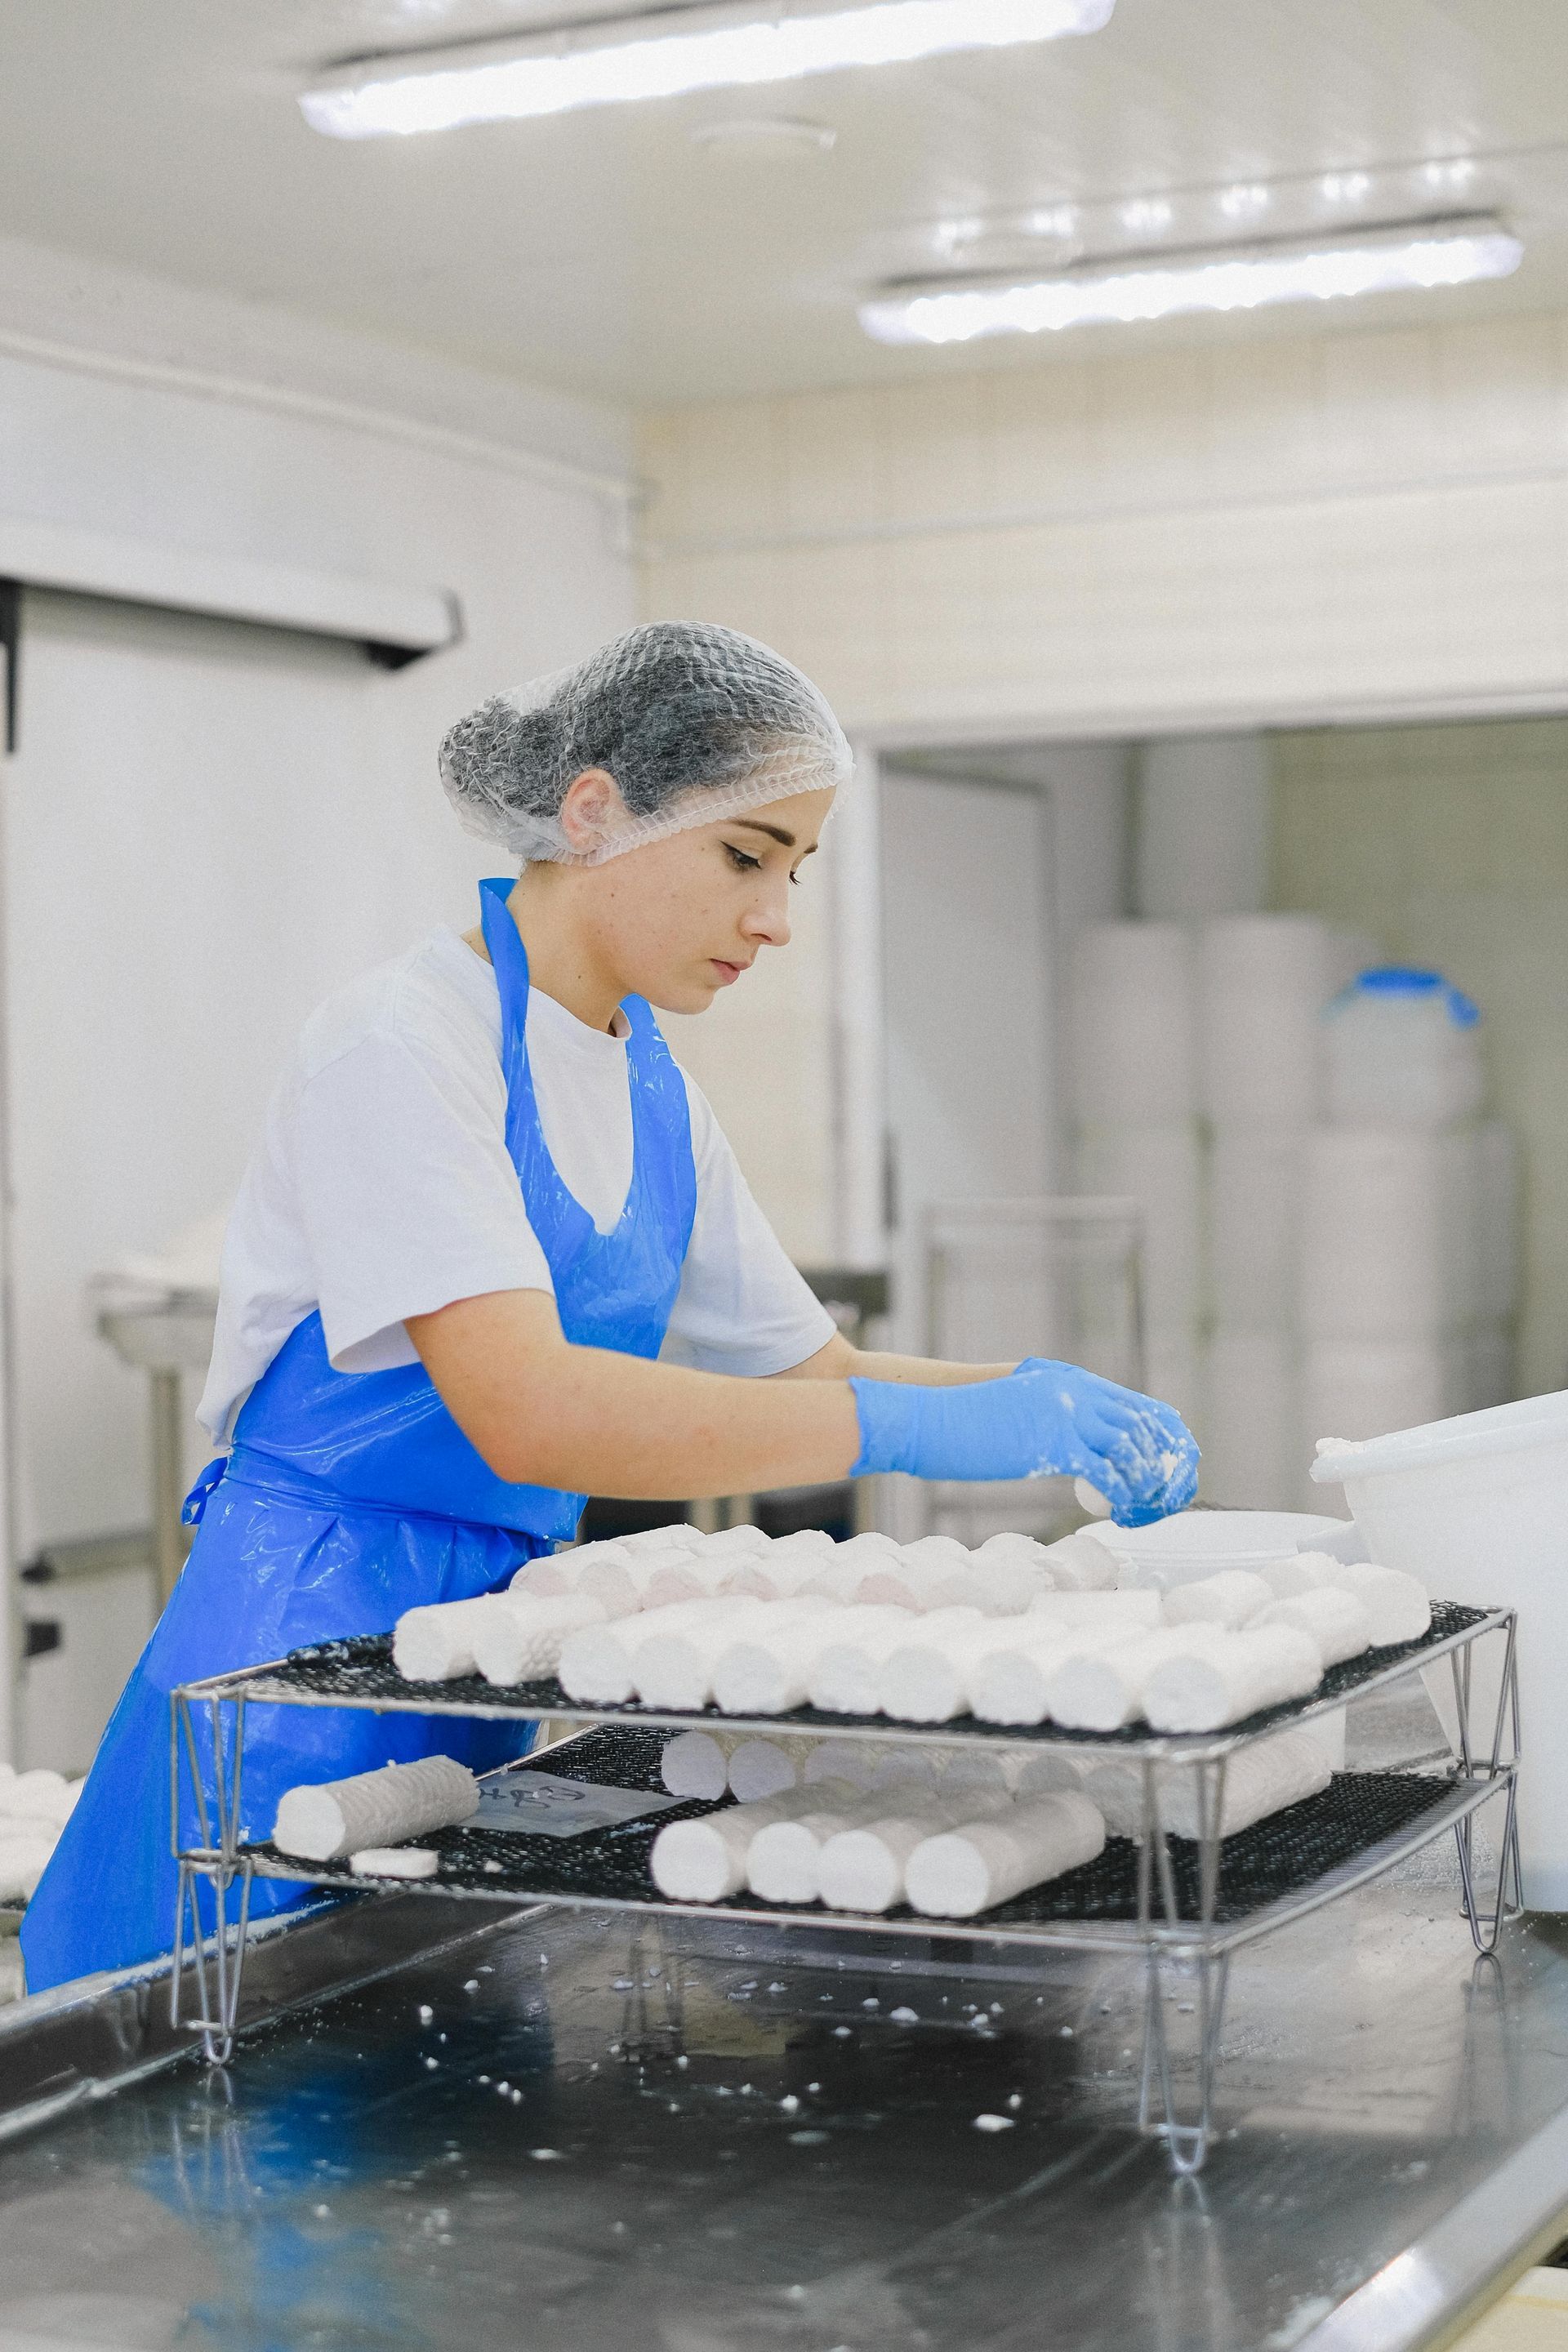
[{"xmin": 169, "ymin": 1603, "xmax": 1521, "ymax": 2176}]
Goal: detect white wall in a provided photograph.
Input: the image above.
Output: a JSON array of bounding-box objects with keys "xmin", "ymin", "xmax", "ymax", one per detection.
[{"xmin": 0, "ymin": 240, "xmax": 635, "ymax": 1760}]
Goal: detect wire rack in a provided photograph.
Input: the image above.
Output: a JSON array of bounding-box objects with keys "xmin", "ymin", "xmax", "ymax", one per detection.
[{"xmin": 171, "ymin": 1600, "xmax": 1521, "ymax": 2176}]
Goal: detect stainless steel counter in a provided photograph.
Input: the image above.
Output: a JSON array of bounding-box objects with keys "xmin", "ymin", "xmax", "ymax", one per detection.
[{"xmin": 3, "ymin": 1842, "xmax": 1568, "ymax": 2352}]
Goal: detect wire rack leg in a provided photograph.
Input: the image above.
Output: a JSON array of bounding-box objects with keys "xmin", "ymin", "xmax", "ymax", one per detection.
[
  {"xmin": 1456, "ymin": 1775, "xmax": 1520, "ymax": 1959},
  {"xmin": 1138, "ymin": 1947, "xmax": 1231, "ymax": 2177}
]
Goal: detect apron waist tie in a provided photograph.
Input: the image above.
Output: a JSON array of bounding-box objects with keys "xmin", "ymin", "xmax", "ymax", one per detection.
[{"xmin": 181, "ymin": 1447, "xmax": 552, "ymax": 1544}]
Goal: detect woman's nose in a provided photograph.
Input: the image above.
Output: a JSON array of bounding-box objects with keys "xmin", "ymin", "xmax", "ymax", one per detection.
[{"xmin": 742, "ymin": 884, "xmax": 791, "ymax": 948}]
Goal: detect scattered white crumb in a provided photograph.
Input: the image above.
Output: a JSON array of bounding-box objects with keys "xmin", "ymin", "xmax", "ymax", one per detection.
[
  {"xmin": 612, "ymin": 1977, "xmax": 634, "ymax": 1990},
  {"xmin": 833, "ymin": 2026, "xmax": 851, "ymax": 2038},
  {"xmin": 780, "ymin": 2095, "xmax": 800, "ymax": 2112},
  {"xmin": 424, "ymin": 2057, "xmax": 439, "ymax": 2071},
  {"xmin": 675, "ymin": 2055, "xmax": 689, "ymax": 2069},
  {"xmin": 1007, "ymin": 2094, "xmax": 1022, "ymax": 2109},
  {"xmin": 314, "ymin": 2204, "xmax": 330, "ymax": 2218},
  {"xmin": 889, "ymin": 2007, "xmax": 919, "ymax": 2025},
  {"xmin": 1060, "ymin": 2027, "xmax": 1074, "ymax": 2038},
  {"xmin": 531, "ymin": 2148, "xmax": 564, "ymax": 2161},
  {"xmin": 768, "ymin": 1981, "xmax": 786, "ymax": 1993},
  {"xmin": 463, "ymin": 1979, "xmax": 479, "ymax": 1993},
  {"xmin": 973, "ymin": 2114, "xmax": 1014, "ymax": 2133},
  {"xmin": 417, "ymin": 2005, "xmax": 433, "ymax": 2025}
]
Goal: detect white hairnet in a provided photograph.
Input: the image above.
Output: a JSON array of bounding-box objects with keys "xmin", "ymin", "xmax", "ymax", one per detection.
[{"xmin": 439, "ymin": 621, "xmax": 853, "ymax": 866}]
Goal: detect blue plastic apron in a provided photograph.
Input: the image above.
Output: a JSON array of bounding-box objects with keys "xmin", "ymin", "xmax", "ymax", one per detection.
[{"xmin": 21, "ymin": 880, "xmax": 697, "ymax": 1989}]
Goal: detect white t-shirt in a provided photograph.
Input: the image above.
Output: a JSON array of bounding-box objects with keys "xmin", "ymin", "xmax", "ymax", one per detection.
[{"xmin": 198, "ymin": 927, "xmax": 835, "ymax": 1443}]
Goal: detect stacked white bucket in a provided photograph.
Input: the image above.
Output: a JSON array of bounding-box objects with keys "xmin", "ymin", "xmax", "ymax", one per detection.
[
  {"xmin": 1068, "ymin": 922, "xmax": 1205, "ymax": 1434},
  {"xmin": 1303, "ymin": 973, "xmax": 1517, "ymax": 1473},
  {"xmin": 1202, "ymin": 917, "xmax": 1344, "ymax": 1508}
]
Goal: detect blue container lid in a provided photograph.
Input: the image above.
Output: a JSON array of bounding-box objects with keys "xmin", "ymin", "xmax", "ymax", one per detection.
[{"xmin": 1334, "ymin": 966, "xmax": 1481, "ymax": 1027}]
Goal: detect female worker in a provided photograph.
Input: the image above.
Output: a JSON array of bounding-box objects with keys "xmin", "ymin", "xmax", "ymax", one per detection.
[{"xmin": 22, "ymin": 623, "xmax": 1197, "ymax": 1989}]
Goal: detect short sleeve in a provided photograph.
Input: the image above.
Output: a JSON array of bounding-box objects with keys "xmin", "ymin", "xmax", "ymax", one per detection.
[
  {"xmin": 292, "ymin": 1028, "xmax": 555, "ymax": 1374},
  {"xmin": 660, "ymin": 1079, "xmax": 837, "ymax": 1377}
]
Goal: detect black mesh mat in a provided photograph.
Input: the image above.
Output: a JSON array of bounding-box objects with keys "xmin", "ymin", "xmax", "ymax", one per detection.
[
  {"xmin": 241, "ymin": 1732, "xmax": 1462, "ymax": 1930},
  {"xmin": 238, "ymin": 1599, "xmax": 1488, "ymax": 1749}
]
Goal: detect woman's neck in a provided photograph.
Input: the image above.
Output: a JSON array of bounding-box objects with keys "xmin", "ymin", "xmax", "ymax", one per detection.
[{"xmin": 463, "ymin": 871, "xmax": 624, "ymax": 1034}]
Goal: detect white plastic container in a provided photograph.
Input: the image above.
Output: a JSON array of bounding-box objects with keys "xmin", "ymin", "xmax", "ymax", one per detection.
[
  {"xmin": 1206, "ymin": 1330, "xmax": 1299, "ymax": 1510},
  {"xmin": 1321, "ymin": 969, "xmax": 1484, "ymax": 1130},
  {"xmin": 1085, "ymin": 1507, "xmax": 1351, "ymax": 1586},
  {"xmin": 1313, "ymin": 1392, "xmax": 1568, "ymax": 1908},
  {"xmin": 1300, "ymin": 1129, "xmax": 1478, "ymax": 1340},
  {"xmin": 1199, "ymin": 915, "xmax": 1335, "ymax": 1129},
  {"xmin": 1209, "ymin": 1130, "xmax": 1303, "ymax": 1326},
  {"xmin": 1069, "ymin": 921, "xmax": 1196, "ymax": 1125},
  {"xmin": 1076, "ymin": 1122, "xmax": 1202, "ymax": 1329}
]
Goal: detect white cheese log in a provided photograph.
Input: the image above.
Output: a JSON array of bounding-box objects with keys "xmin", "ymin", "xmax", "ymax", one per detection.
[
  {"xmin": 1162, "ymin": 1570, "xmax": 1275, "ymax": 1630},
  {"xmin": 802, "ymin": 1738, "xmax": 882, "ymax": 1788},
  {"xmin": 969, "ymin": 1619, "xmax": 1152, "ymax": 1726},
  {"xmin": 1081, "ymin": 1726, "xmax": 1332, "ymax": 1842},
  {"xmin": 574, "ymin": 1557, "xmax": 643, "ymax": 1615},
  {"xmin": 650, "ymin": 1792, "xmax": 802, "ymax": 1902},
  {"xmin": 394, "ymin": 1596, "xmax": 506, "ymax": 1682},
  {"xmin": 1045, "ymin": 1628, "xmax": 1233, "ymax": 1733},
  {"xmin": 1040, "ymin": 1531, "xmax": 1119, "ymax": 1591},
  {"xmin": 854, "ymin": 1565, "xmax": 930, "ymax": 1611},
  {"xmin": 1010, "ymin": 1748, "xmax": 1085, "ymax": 1800},
  {"xmin": 1255, "ymin": 1588, "xmax": 1372, "ymax": 1667},
  {"xmin": 712, "ymin": 1604, "xmax": 887, "ymax": 1716},
  {"xmin": 694, "ymin": 1522, "xmax": 772, "ymax": 1559},
  {"xmin": 273, "ymin": 1754, "xmax": 479, "ymax": 1863},
  {"xmin": 1141, "ymin": 1624, "xmax": 1325, "ymax": 1731},
  {"xmin": 660, "ymin": 1730, "xmax": 737, "ymax": 1799},
  {"xmin": 831, "ymin": 1530, "xmax": 903, "ymax": 1562},
  {"xmin": 744, "ymin": 1782, "xmax": 869, "ymax": 1901},
  {"xmin": 817, "ymin": 1811, "xmax": 942, "ymax": 1913},
  {"xmin": 973, "ymin": 1531, "xmax": 1060, "ymax": 1575},
  {"xmin": 805, "ymin": 1610, "xmax": 928, "ymax": 1714},
  {"xmin": 809, "ymin": 1605, "xmax": 983, "ymax": 1716},
  {"xmin": 877, "ymin": 1617, "xmax": 1026, "ymax": 1723},
  {"xmin": 905, "ymin": 1792, "xmax": 1106, "ymax": 1918},
  {"xmin": 728, "ymin": 1737, "xmax": 804, "ymax": 1801},
  {"xmin": 768, "ymin": 1526, "xmax": 837, "ymax": 1561},
  {"xmin": 938, "ymin": 1562, "xmax": 1045, "ymax": 1617},
  {"xmin": 898, "ymin": 1535, "xmax": 972, "ymax": 1571},
  {"xmin": 1263, "ymin": 1554, "xmax": 1429, "ymax": 1646},
  {"xmin": 643, "ymin": 1556, "xmax": 712, "ymax": 1607},
  {"xmin": 621, "ymin": 1523, "xmax": 703, "ymax": 1555},
  {"xmin": 472, "ymin": 1592, "xmax": 609, "ymax": 1687},
  {"xmin": 935, "ymin": 1750, "xmax": 1013, "ymax": 1810},
  {"xmin": 631, "ymin": 1598, "xmax": 766, "ymax": 1708},
  {"xmin": 509, "ymin": 1557, "xmax": 573, "ymax": 1599},
  {"xmin": 559, "ymin": 1598, "xmax": 734, "ymax": 1703},
  {"xmin": 1329, "ymin": 1562, "xmax": 1430, "ymax": 1645},
  {"xmin": 0, "ymin": 1834, "xmax": 56, "ymax": 1901},
  {"xmin": 350, "ymin": 1846, "xmax": 440, "ymax": 1878}
]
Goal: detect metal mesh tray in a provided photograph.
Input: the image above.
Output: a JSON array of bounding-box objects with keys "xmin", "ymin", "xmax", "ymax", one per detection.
[
  {"xmin": 238, "ymin": 1724, "xmax": 1463, "ymax": 1933},
  {"xmin": 229, "ymin": 1599, "xmax": 1488, "ymax": 1753}
]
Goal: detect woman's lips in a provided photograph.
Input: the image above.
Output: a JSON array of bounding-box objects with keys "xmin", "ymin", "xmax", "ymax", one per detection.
[{"xmin": 710, "ymin": 959, "xmax": 746, "ymax": 985}]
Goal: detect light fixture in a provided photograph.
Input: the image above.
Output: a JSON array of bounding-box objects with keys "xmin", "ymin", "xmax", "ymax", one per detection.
[
  {"xmin": 858, "ymin": 216, "xmax": 1522, "ymax": 346},
  {"xmin": 688, "ymin": 114, "xmax": 837, "ymax": 152},
  {"xmin": 1321, "ymin": 169, "xmax": 1371, "ymax": 204},
  {"xmin": 1218, "ymin": 181, "xmax": 1270, "ymax": 220},
  {"xmin": 301, "ymin": 0, "xmax": 1116, "ymax": 139}
]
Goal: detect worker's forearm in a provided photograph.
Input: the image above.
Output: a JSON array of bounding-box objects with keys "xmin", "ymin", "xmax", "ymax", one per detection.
[
  {"xmin": 408, "ymin": 1293, "xmax": 861, "ymax": 1499},
  {"xmin": 773, "ymin": 1331, "xmax": 1014, "ymax": 1387},
  {"xmin": 523, "ymin": 1346, "xmax": 861, "ymax": 1499}
]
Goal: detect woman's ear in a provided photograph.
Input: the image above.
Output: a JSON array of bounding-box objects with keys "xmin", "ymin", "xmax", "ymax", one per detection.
[{"xmin": 559, "ymin": 767, "xmax": 626, "ymax": 854}]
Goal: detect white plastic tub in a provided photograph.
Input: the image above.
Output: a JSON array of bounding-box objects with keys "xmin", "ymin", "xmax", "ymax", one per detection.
[
  {"xmin": 1084, "ymin": 1508, "xmax": 1351, "ymax": 1585},
  {"xmin": 1313, "ymin": 1392, "xmax": 1568, "ymax": 1908}
]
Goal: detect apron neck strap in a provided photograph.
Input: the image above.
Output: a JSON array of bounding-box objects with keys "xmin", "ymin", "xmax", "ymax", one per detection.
[{"xmin": 479, "ymin": 876, "xmax": 531, "ymax": 1056}]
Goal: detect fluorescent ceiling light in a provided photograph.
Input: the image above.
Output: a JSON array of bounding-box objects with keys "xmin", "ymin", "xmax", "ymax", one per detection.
[
  {"xmin": 301, "ymin": 0, "xmax": 1116, "ymax": 138},
  {"xmin": 859, "ymin": 216, "xmax": 1523, "ymax": 345}
]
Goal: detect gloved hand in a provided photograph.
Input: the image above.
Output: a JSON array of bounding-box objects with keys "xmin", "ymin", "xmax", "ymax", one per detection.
[{"xmin": 849, "ymin": 1359, "xmax": 1199, "ymax": 1528}]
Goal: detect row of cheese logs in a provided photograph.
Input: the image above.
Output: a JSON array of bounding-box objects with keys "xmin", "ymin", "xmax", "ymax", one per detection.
[
  {"xmin": 390, "ymin": 1519, "xmax": 1429, "ymax": 1735},
  {"xmin": 0, "ymin": 1765, "xmax": 84, "ymax": 1904},
  {"xmin": 650, "ymin": 1726, "xmax": 1334, "ymax": 1917},
  {"xmin": 264, "ymin": 1722, "xmax": 1334, "ymax": 1919}
]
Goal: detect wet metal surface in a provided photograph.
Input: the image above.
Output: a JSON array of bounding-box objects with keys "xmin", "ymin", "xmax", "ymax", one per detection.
[{"xmin": 4, "ymin": 1851, "xmax": 1568, "ymax": 2351}]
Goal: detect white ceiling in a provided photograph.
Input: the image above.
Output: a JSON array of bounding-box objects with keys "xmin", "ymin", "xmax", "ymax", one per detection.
[{"xmin": 2, "ymin": 0, "xmax": 1568, "ymax": 408}]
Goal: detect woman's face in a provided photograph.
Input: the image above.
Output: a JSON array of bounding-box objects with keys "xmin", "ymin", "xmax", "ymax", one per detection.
[{"xmin": 574, "ymin": 783, "xmax": 838, "ymax": 1014}]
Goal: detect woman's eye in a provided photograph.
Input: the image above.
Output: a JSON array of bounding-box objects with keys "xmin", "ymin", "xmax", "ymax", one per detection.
[{"xmin": 725, "ymin": 844, "xmax": 762, "ymax": 873}]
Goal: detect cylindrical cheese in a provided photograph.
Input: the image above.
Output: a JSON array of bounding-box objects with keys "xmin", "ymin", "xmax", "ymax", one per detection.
[
  {"xmin": 273, "ymin": 1754, "xmax": 478, "ymax": 1863},
  {"xmin": 905, "ymin": 1792, "xmax": 1106, "ymax": 1918},
  {"xmin": 650, "ymin": 1793, "xmax": 801, "ymax": 1902},
  {"xmin": 1141, "ymin": 1624, "xmax": 1324, "ymax": 1732},
  {"xmin": 470, "ymin": 1593, "xmax": 608, "ymax": 1687},
  {"xmin": 1254, "ymin": 1588, "xmax": 1372, "ymax": 1668},
  {"xmin": 660, "ymin": 1730, "xmax": 735, "ymax": 1800}
]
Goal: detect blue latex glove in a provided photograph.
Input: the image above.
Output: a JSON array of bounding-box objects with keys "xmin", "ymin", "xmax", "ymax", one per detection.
[{"xmin": 849, "ymin": 1358, "xmax": 1200, "ymax": 1528}]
